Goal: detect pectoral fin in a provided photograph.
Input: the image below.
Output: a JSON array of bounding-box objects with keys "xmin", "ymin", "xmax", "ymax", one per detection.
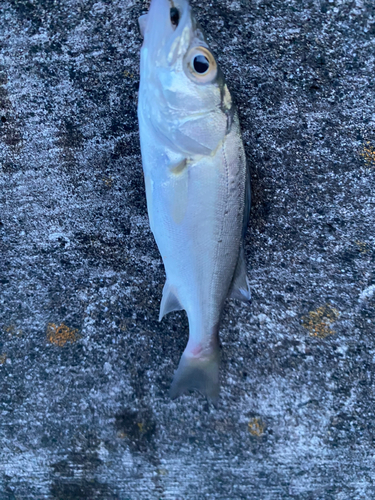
[
  {"xmin": 159, "ymin": 281, "xmax": 183, "ymax": 321},
  {"xmin": 138, "ymin": 14, "xmax": 148, "ymax": 38},
  {"xmin": 230, "ymin": 247, "xmax": 251, "ymax": 302}
]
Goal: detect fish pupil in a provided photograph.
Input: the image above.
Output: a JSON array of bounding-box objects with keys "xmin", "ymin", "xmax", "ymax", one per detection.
[
  {"xmin": 170, "ymin": 7, "xmax": 180, "ymax": 26},
  {"xmin": 193, "ymin": 55, "xmax": 210, "ymax": 74}
]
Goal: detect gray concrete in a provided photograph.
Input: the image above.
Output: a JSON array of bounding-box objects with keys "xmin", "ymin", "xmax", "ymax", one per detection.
[{"xmin": 1, "ymin": 0, "xmax": 375, "ymax": 498}]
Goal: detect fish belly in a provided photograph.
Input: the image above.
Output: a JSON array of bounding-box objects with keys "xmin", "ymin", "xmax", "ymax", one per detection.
[{"xmin": 141, "ymin": 124, "xmax": 246, "ymax": 344}]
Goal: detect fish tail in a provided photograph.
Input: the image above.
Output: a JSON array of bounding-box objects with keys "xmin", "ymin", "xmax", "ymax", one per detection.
[{"xmin": 169, "ymin": 329, "xmax": 220, "ymax": 405}]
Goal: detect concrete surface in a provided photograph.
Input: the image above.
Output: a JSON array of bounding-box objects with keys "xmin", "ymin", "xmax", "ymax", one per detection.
[{"xmin": 1, "ymin": 0, "xmax": 375, "ymax": 498}]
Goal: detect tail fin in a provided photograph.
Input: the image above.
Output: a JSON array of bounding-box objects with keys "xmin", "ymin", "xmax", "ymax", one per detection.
[{"xmin": 169, "ymin": 337, "xmax": 220, "ymax": 406}]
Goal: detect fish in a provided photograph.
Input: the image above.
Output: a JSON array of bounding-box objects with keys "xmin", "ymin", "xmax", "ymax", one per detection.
[{"xmin": 137, "ymin": 0, "xmax": 251, "ymax": 404}]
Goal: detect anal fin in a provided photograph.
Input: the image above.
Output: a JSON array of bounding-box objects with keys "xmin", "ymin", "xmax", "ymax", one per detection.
[
  {"xmin": 230, "ymin": 246, "xmax": 251, "ymax": 303},
  {"xmin": 159, "ymin": 281, "xmax": 183, "ymax": 321}
]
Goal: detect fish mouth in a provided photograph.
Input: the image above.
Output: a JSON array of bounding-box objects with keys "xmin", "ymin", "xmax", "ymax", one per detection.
[
  {"xmin": 146, "ymin": 0, "xmax": 192, "ymax": 62},
  {"xmin": 148, "ymin": 0, "xmax": 173, "ymax": 32}
]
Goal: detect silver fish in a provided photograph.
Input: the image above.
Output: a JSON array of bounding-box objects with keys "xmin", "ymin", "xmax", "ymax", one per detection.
[{"xmin": 137, "ymin": 0, "xmax": 251, "ymax": 404}]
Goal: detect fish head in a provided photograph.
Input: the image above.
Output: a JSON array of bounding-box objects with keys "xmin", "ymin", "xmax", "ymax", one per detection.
[{"xmin": 139, "ymin": 0, "xmax": 234, "ymax": 156}]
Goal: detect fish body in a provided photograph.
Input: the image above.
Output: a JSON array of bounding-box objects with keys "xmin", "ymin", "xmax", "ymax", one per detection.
[{"xmin": 137, "ymin": 0, "xmax": 250, "ymax": 403}]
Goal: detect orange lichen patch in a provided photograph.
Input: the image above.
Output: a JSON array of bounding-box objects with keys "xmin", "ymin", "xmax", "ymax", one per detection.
[
  {"xmin": 102, "ymin": 176, "xmax": 113, "ymax": 188},
  {"xmin": 117, "ymin": 423, "xmax": 149, "ymax": 438},
  {"xmin": 0, "ymin": 353, "xmax": 7, "ymax": 365},
  {"xmin": 47, "ymin": 323, "xmax": 81, "ymax": 347},
  {"xmin": 3, "ymin": 325, "xmax": 23, "ymax": 337},
  {"xmin": 119, "ymin": 323, "xmax": 127, "ymax": 332},
  {"xmin": 360, "ymin": 142, "xmax": 375, "ymax": 166},
  {"xmin": 123, "ymin": 70, "xmax": 134, "ymax": 78},
  {"xmin": 302, "ymin": 305, "xmax": 340, "ymax": 338},
  {"xmin": 248, "ymin": 418, "xmax": 265, "ymax": 437},
  {"xmin": 355, "ymin": 241, "xmax": 371, "ymax": 254},
  {"xmin": 137, "ymin": 423, "xmax": 145, "ymax": 434},
  {"xmin": 157, "ymin": 468, "xmax": 168, "ymax": 476}
]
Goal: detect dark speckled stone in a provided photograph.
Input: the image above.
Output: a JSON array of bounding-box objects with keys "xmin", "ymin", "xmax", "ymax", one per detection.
[{"xmin": 1, "ymin": 0, "xmax": 375, "ymax": 498}]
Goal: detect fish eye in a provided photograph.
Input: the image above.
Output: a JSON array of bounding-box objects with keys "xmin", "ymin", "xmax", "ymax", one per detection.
[
  {"xmin": 170, "ymin": 7, "xmax": 180, "ymax": 27},
  {"xmin": 193, "ymin": 55, "xmax": 210, "ymax": 74},
  {"xmin": 185, "ymin": 46, "xmax": 217, "ymax": 84}
]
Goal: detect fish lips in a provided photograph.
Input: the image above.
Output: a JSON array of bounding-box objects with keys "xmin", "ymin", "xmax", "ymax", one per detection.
[{"xmin": 145, "ymin": 0, "xmax": 193, "ymax": 66}]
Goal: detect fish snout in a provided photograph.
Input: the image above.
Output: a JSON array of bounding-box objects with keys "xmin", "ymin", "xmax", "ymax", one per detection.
[{"xmin": 147, "ymin": 0, "xmax": 176, "ymax": 34}]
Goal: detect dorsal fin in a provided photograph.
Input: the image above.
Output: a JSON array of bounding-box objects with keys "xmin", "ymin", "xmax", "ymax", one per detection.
[
  {"xmin": 230, "ymin": 246, "xmax": 251, "ymax": 302},
  {"xmin": 243, "ymin": 163, "xmax": 251, "ymax": 237}
]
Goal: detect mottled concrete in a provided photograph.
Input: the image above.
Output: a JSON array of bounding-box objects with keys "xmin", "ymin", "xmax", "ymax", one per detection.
[{"xmin": 0, "ymin": 0, "xmax": 375, "ymax": 498}]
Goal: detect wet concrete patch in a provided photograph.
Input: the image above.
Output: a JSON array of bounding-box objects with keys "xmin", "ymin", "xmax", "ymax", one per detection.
[
  {"xmin": 0, "ymin": 69, "xmax": 22, "ymax": 153},
  {"xmin": 115, "ymin": 408, "xmax": 157, "ymax": 455}
]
